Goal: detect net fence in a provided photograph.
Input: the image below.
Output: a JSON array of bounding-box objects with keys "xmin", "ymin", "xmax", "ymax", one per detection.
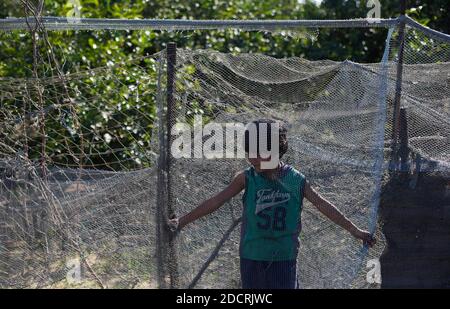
[
  {"xmin": 164, "ymin": 46, "xmax": 394, "ymax": 288},
  {"xmin": 0, "ymin": 53, "xmax": 163, "ymax": 288},
  {"xmin": 0, "ymin": 16, "xmax": 449, "ymax": 288},
  {"xmin": 391, "ymin": 24, "xmax": 450, "ymax": 169}
]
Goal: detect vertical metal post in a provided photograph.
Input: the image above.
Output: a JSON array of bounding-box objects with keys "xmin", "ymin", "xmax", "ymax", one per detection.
[
  {"xmin": 155, "ymin": 58, "xmax": 167, "ymax": 288},
  {"xmin": 166, "ymin": 42, "xmax": 179, "ymax": 288},
  {"xmin": 155, "ymin": 42, "xmax": 179, "ymax": 289},
  {"xmin": 155, "ymin": 42, "xmax": 179, "ymax": 288},
  {"xmin": 390, "ymin": 0, "xmax": 408, "ymax": 170}
]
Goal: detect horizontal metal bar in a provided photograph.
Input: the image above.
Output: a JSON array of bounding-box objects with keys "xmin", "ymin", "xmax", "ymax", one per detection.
[
  {"xmin": 0, "ymin": 16, "xmax": 399, "ymax": 31},
  {"xmin": 402, "ymin": 15, "xmax": 450, "ymax": 42}
]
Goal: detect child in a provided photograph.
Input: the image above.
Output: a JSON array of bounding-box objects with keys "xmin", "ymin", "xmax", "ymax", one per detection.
[{"xmin": 168, "ymin": 119, "xmax": 375, "ymax": 289}]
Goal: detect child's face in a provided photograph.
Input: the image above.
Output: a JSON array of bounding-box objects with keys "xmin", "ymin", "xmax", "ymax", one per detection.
[{"xmin": 247, "ymin": 155, "xmax": 276, "ymax": 172}]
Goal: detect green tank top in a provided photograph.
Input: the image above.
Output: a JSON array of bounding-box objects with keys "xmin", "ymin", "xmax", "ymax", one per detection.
[{"xmin": 240, "ymin": 164, "xmax": 306, "ymax": 261}]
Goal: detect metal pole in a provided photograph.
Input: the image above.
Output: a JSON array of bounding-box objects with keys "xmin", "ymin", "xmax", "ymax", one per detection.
[
  {"xmin": 155, "ymin": 57, "xmax": 168, "ymax": 288},
  {"xmin": 0, "ymin": 17, "xmax": 400, "ymax": 32},
  {"xmin": 166, "ymin": 42, "xmax": 179, "ymax": 288},
  {"xmin": 390, "ymin": 0, "xmax": 407, "ymax": 171}
]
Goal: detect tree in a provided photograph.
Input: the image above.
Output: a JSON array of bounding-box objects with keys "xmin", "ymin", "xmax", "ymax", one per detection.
[{"xmin": 0, "ymin": 0, "xmax": 448, "ymax": 169}]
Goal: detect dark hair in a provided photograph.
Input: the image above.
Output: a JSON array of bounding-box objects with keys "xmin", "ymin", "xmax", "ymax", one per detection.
[{"xmin": 244, "ymin": 119, "xmax": 288, "ymax": 158}]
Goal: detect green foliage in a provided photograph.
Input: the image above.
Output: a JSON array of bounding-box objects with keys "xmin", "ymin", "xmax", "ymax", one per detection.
[{"xmin": 0, "ymin": 0, "xmax": 447, "ymax": 170}]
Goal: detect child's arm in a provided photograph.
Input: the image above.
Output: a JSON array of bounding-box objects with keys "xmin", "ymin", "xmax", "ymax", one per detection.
[
  {"xmin": 172, "ymin": 172, "xmax": 245, "ymax": 231},
  {"xmin": 304, "ymin": 181, "xmax": 376, "ymax": 247}
]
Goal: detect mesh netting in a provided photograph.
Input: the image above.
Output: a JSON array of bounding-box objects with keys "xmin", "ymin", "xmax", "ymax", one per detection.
[
  {"xmin": 164, "ymin": 48, "xmax": 391, "ymax": 289},
  {"xmin": 0, "ymin": 17, "xmax": 449, "ymax": 289},
  {"xmin": 0, "ymin": 55, "xmax": 162, "ymax": 288},
  {"xmin": 389, "ymin": 24, "xmax": 450, "ymax": 168}
]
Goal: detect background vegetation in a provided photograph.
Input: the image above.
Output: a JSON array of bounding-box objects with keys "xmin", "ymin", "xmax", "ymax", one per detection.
[
  {"xmin": 1, "ymin": 0, "xmax": 449, "ymax": 76},
  {"xmin": 0, "ymin": 0, "xmax": 448, "ymax": 169}
]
